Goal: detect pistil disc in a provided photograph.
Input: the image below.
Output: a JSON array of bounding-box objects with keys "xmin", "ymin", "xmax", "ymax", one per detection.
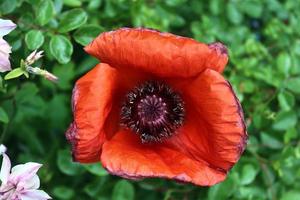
[{"xmin": 121, "ymin": 81, "xmax": 185, "ymax": 143}]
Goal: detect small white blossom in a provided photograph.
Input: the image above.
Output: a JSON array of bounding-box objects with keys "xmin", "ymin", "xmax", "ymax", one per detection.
[
  {"xmin": 0, "ymin": 145, "xmax": 7, "ymax": 155},
  {"xmin": 0, "ymin": 144, "xmax": 51, "ymax": 200}
]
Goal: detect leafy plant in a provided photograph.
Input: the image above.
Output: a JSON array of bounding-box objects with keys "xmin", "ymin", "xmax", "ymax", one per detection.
[{"xmin": 0, "ymin": 0, "xmax": 299, "ymax": 199}]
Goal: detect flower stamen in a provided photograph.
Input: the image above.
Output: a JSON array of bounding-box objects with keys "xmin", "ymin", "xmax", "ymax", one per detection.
[{"xmin": 121, "ymin": 81, "xmax": 185, "ymax": 143}]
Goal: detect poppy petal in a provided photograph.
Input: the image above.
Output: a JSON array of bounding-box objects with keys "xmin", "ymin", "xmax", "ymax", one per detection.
[
  {"xmin": 66, "ymin": 63, "xmax": 150, "ymax": 162},
  {"xmin": 84, "ymin": 28, "xmax": 228, "ymax": 78},
  {"xmin": 66, "ymin": 63, "xmax": 118, "ymax": 163},
  {"xmin": 207, "ymin": 42, "xmax": 228, "ymax": 73},
  {"xmin": 100, "ymin": 69, "xmax": 246, "ymax": 186},
  {"xmin": 101, "ymin": 130, "xmax": 226, "ymax": 186},
  {"xmin": 100, "ymin": 65, "xmax": 151, "ymax": 141},
  {"xmin": 166, "ymin": 68, "xmax": 247, "ymax": 172}
]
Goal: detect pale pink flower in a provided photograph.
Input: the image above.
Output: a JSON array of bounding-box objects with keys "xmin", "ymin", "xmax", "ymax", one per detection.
[
  {"xmin": 0, "ymin": 19, "xmax": 16, "ymax": 72},
  {"xmin": 0, "ymin": 20, "xmax": 16, "ymax": 37},
  {"xmin": 0, "ymin": 38, "xmax": 12, "ymax": 73},
  {"xmin": 0, "ymin": 144, "xmax": 51, "ymax": 200}
]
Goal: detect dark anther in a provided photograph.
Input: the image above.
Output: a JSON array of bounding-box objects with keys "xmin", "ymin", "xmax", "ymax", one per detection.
[{"xmin": 121, "ymin": 81, "xmax": 185, "ymax": 143}]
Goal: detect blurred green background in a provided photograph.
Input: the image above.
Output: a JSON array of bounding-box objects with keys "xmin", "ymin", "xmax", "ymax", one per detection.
[{"xmin": 1, "ymin": 0, "xmax": 300, "ymax": 199}]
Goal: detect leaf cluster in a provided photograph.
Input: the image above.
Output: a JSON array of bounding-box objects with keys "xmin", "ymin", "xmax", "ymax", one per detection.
[{"xmin": 1, "ymin": 0, "xmax": 300, "ymax": 199}]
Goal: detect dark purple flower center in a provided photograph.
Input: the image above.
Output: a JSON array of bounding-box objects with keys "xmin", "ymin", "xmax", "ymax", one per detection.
[{"xmin": 121, "ymin": 81, "xmax": 185, "ymax": 143}]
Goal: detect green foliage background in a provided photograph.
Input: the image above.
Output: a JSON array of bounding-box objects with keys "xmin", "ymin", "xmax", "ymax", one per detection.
[{"xmin": 1, "ymin": 0, "xmax": 300, "ymax": 199}]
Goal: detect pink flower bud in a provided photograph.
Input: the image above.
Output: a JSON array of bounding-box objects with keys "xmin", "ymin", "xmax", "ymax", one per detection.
[
  {"xmin": 43, "ymin": 71, "xmax": 58, "ymax": 82},
  {"xmin": 26, "ymin": 50, "xmax": 44, "ymax": 66}
]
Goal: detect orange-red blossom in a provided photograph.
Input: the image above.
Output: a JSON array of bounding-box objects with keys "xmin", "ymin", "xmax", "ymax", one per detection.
[{"xmin": 66, "ymin": 28, "xmax": 247, "ymax": 186}]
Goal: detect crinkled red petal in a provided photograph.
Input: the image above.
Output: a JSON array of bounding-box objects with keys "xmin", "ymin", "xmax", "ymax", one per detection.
[
  {"xmin": 100, "ymin": 69, "xmax": 247, "ymax": 186},
  {"xmin": 101, "ymin": 130, "xmax": 227, "ymax": 186},
  {"xmin": 66, "ymin": 63, "xmax": 150, "ymax": 162},
  {"xmin": 66, "ymin": 63, "xmax": 118, "ymax": 163},
  {"xmin": 85, "ymin": 28, "xmax": 228, "ymax": 78}
]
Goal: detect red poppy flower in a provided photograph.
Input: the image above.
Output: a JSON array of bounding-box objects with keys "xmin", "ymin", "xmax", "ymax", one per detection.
[{"xmin": 66, "ymin": 28, "xmax": 247, "ymax": 186}]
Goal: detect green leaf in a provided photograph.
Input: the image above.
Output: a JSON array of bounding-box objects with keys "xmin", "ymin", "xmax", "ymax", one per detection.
[
  {"xmin": 112, "ymin": 180, "xmax": 135, "ymax": 200},
  {"xmin": 73, "ymin": 25, "xmax": 104, "ymax": 46},
  {"xmin": 241, "ymin": 80, "xmax": 255, "ymax": 93},
  {"xmin": 84, "ymin": 163, "xmax": 108, "ymax": 176},
  {"xmin": 53, "ymin": 186, "xmax": 75, "ymax": 199},
  {"xmin": 239, "ymin": 0, "xmax": 263, "ymax": 18},
  {"xmin": 0, "ymin": 76, "xmax": 4, "ymax": 92},
  {"xmin": 226, "ymin": 3, "xmax": 243, "ymax": 25},
  {"xmin": 138, "ymin": 179, "xmax": 164, "ymax": 191},
  {"xmin": 36, "ymin": 0, "xmax": 55, "ymax": 26},
  {"xmin": 25, "ymin": 30, "xmax": 45, "ymax": 50},
  {"xmin": 15, "ymin": 83, "xmax": 39, "ymax": 104},
  {"xmin": 63, "ymin": 0, "xmax": 82, "ymax": 7},
  {"xmin": 280, "ymin": 190, "xmax": 300, "ymax": 200},
  {"xmin": 23, "ymin": 71, "xmax": 29, "ymax": 78},
  {"xmin": 208, "ymin": 177, "xmax": 236, "ymax": 200},
  {"xmin": 45, "ymin": 95, "xmax": 68, "ymax": 129},
  {"xmin": 20, "ymin": 60, "xmax": 26, "ymax": 70},
  {"xmin": 261, "ymin": 163, "xmax": 275, "ymax": 185},
  {"xmin": 260, "ymin": 132, "xmax": 283, "ymax": 149},
  {"xmin": 272, "ymin": 111, "xmax": 297, "ymax": 131},
  {"xmin": 247, "ymin": 136, "xmax": 259, "ymax": 153},
  {"xmin": 0, "ymin": 107, "xmax": 9, "ymax": 124},
  {"xmin": 26, "ymin": 0, "xmax": 42, "ymax": 4},
  {"xmin": 57, "ymin": 149, "xmax": 84, "ymax": 176},
  {"xmin": 284, "ymin": 128, "xmax": 298, "ymax": 143},
  {"xmin": 292, "ymin": 40, "xmax": 300, "ymax": 55},
  {"xmin": 49, "ymin": 35, "xmax": 73, "ymax": 64},
  {"xmin": 291, "ymin": 54, "xmax": 300, "ymax": 75},
  {"xmin": 0, "ymin": 0, "xmax": 17, "ymax": 14},
  {"xmin": 51, "ymin": 62, "xmax": 75, "ymax": 90},
  {"xmin": 238, "ymin": 186, "xmax": 266, "ymax": 199},
  {"xmin": 87, "ymin": 0, "xmax": 102, "ymax": 10},
  {"xmin": 84, "ymin": 177, "xmax": 107, "ymax": 198},
  {"xmin": 277, "ymin": 52, "xmax": 291, "ymax": 76},
  {"xmin": 4, "ymin": 68, "xmax": 25, "ymax": 80},
  {"xmin": 240, "ymin": 164, "xmax": 259, "ymax": 185},
  {"xmin": 209, "ymin": 0, "xmax": 222, "ymax": 15},
  {"xmin": 277, "ymin": 91, "xmax": 295, "ymax": 111},
  {"xmin": 286, "ymin": 77, "xmax": 300, "ymax": 94},
  {"xmin": 54, "ymin": 0, "xmax": 63, "ymax": 13},
  {"xmin": 58, "ymin": 8, "xmax": 88, "ymax": 33}
]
